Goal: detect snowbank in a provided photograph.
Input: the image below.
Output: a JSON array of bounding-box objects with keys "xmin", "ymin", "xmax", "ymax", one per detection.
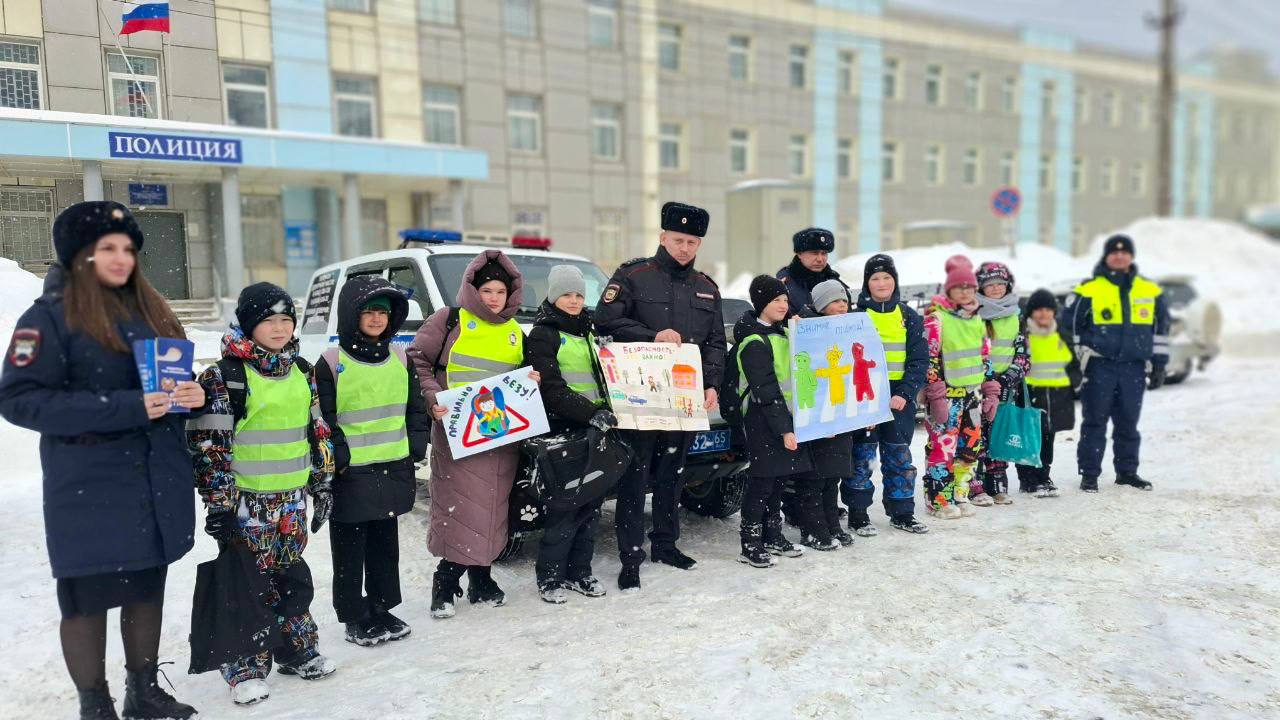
[
  {"xmin": 834, "ymin": 242, "xmax": 1087, "ymax": 294},
  {"xmin": 0, "ymin": 259, "xmax": 44, "ymax": 338},
  {"xmin": 722, "ymin": 272, "xmax": 754, "ymax": 300}
]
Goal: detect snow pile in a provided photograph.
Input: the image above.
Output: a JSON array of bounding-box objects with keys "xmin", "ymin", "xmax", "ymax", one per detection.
[
  {"xmin": 834, "ymin": 242, "xmax": 1087, "ymax": 294},
  {"xmin": 0, "ymin": 259, "xmax": 44, "ymax": 338},
  {"xmin": 722, "ymin": 272, "xmax": 754, "ymax": 300}
]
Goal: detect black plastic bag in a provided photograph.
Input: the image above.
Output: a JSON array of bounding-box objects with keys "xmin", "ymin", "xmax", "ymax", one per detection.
[
  {"xmin": 188, "ymin": 541, "xmax": 281, "ymax": 674},
  {"xmin": 522, "ymin": 427, "xmax": 634, "ymax": 512}
]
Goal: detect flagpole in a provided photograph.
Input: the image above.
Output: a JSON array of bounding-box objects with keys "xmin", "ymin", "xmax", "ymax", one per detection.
[{"xmin": 97, "ymin": 0, "xmax": 156, "ymax": 118}]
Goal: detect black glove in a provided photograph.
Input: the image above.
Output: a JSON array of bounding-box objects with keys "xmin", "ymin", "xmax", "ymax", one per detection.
[
  {"xmin": 310, "ymin": 490, "xmax": 333, "ymax": 533},
  {"xmin": 1147, "ymin": 365, "xmax": 1166, "ymax": 391},
  {"xmin": 588, "ymin": 408, "xmax": 618, "ymax": 433},
  {"xmin": 204, "ymin": 510, "xmax": 236, "ymax": 542}
]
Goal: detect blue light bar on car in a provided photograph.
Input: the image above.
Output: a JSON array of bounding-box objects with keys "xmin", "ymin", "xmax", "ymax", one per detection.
[{"xmin": 398, "ymin": 228, "xmax": 463, "ymax": 245}]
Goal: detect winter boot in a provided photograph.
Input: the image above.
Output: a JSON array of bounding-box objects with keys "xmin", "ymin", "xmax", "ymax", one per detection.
[
  {"xmin": 375, "ymin": 610, "xmax": 411, "ymax": 641},
  {"xmin": 738, "ymin": 523, "xmax": 774, "ymax": 568},
  {"xmin": 466, "ymin": 565, "xmax": 506, "ymax": 606},
  {"xmin": 763, "ymin": 517, "xmax": 803, "ymax": 557},
  {"xmin": 969, "ymin": 492, "xmax": 995, "ymax": 507},
  {"xmin": 617, "ymin": 564, "xmax": 641, "ymax": 591},
  {"xmin": 929, "ymin": 502, "xmax": 962, "ymax": 520},
  {"xmin": 1035, "ymin": 479, "xmax": 1060, "ymax": 498},
  {"xmin": 277, "ymin": 654, "xmax": 337, "ymax": 680},
  {"xmin": 890, "ymin": 515, "xmax": 930, "ymax": 534},
  {"xmin": 832, "ymin": 530, "xmax": 856, "ymax": 546},
  {"xmin": 801, "ymin": 535, "xmax": 841, "ymax": 551},
  {"xmin": 993, "ymin": 492, "xmax": 1013, "ymax": 505},
  {"xmin": 78, "ymin": 681, "xmax": 119, "ymax": 720},
  {"xmin": 848, "ymin": 510, "xmax": 877, "ymax": 537},
  {"xmin": 1080, "ymin": 475, "xmax": 1099, "ymax": 493},
  {"xmin": 565, "ymin": 576, "xmax": 607, "ymax": 598},
  {"xmin": 651, "ymin": 546, "xmax": 697, "ymax": 570},
  {"xmin": 1018, "ymin": 477, "xmax": 1038, "ymax": 493},
  {"xmin": 121, "ymin": 663, "xmax": 196, "ymax": 720},
  {"xmin": 345, "ymin": 618, "xmax": 391, "ymax": 647},
  {"xmin": 957, "ymin": 501, "xmax": 977, "ymax": 517},
  {"xmin": 430, "ymin": 571, "xmax": 463, "ymax": 619},
  {"xmin": 1115, "ymin": 473, "xmax": 1153, "ymax": 491},
  {"xmin": 229, "ymin": 678, "xmax": 269, "ymax": 706},
  {"xmin": 539, "ymin": 582, "xmax": 568, "ymax": 605}
]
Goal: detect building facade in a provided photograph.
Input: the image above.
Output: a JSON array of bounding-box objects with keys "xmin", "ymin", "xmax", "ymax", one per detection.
[{"xmin": 1, "ymin": 0, "xmax": 1277, "ymax": 299}]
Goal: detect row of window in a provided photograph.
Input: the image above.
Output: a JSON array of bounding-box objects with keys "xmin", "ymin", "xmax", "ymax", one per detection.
[{"xmin": 327, "ymin": 0, "xmax": 624, "ymax": 50}]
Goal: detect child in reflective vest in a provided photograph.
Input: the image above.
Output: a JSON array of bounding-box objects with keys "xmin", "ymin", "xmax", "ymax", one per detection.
[
  {"xmin": 1016, "ymin": 289, "xmax": 1079, "ymax": 497},
  {"xmin": 972, "ymin": 262, "xmax": 1030, "ymax": 506},
  {"xmin": 187, "ymin": 282, "xmax": 336, "ymax": 706},
  {"xmin": 314, "ymin": 275, "xmax": 430, "ymax": 647}
]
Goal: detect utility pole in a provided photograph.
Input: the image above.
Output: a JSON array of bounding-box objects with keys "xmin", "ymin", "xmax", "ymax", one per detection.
[{"xmin": 1147, "ymin": 0, "xmax": 1183, "ymax": 217}]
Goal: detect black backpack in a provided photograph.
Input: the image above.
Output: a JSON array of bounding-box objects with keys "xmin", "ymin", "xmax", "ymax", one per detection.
[{"xmin": 216, "ymin": 355, "xmax": 314, "ymax": 423}]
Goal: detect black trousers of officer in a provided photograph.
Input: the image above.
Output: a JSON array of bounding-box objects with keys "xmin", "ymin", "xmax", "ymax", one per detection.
[
  {"xmin": 1078, "ymin": 359, "xmax": 1146, "ymax": 478},
  {"xmin": 615, "ymin": 430, "xmax": 691, "ymax": 566},
  {"xmin": 329, "ymin": 517, "xmax": 401, "ymax": 624}
]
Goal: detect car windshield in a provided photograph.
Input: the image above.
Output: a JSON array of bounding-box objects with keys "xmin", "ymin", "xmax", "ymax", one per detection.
[
  {"xmin": 428, "ymin": 253, "xmax": 611, "ymax": 320},
  {"xmin": 1161, "ymin": 281, "xmax": 1196, "ymax": 308}
]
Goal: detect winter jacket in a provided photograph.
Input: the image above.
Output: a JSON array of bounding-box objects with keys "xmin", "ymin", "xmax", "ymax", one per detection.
[
  {"xmin": 187, "ymin": 328, "xmax": 333, "ymax": 514},
  {"xmin": 855, "ymin": 285, "xmax": 928, "ymax": 402},
  {"xmin": 407, "ymin": 250, "xmax": 525, "ymax": 566},
  {"xmin": 1061, "ymin": 262, "xmax": 1171, "ymax": 367},
  {"xmin": 1025, "ymin": 321, "xmax": 1078, "ymax": 434},
  {"xmin": 0, "ymin": 281, "xmax": 199, "ymax": 579},
  {"xmin": 777, "ymin": 256, "xmax": 848, "ymax": 317},
  {"xmin": 315, "ymin": 276, "xmax": 430, "ymax": 524},
  {"xmin": 988, "ymin": 314, "xmax": 1031, "ymax": 403},
  {"xmin": 594, "ymin": 245, "xmax": 726, "ymax": 389},
  {"xmin": 924, "ymin": 295, "xmax": 995, "ymax": 393},
  {"xmin": 524, "ymin": 300, "xmax": 604, "ymax": 432},
  {"xmin": 733, "ymin": 311, "xmax": 813, "ymax": 479}
]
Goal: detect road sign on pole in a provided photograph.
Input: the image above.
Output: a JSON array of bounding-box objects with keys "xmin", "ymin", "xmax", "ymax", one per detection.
[{"xmin": 991, "ymin": 186, "xmax": 1022, "ymax": 258}]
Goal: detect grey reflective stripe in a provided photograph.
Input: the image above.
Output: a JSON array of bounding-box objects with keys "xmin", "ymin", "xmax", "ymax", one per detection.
[
  {"xmin": 232, "ymin": 455, "xmax": 312, "ymax": 476},
  {"xmin": 344, "ymin": 427, "xmax": 408, "ymax": 449},
  {"xmin": 1030, "ymin": 361, "xmax": 1068, "ymax": 370},
  {"xmin": 187, "ymin": 413, "xmax": 234, "ymax": 431},
  {"xmin": 576, "ymin": 388, "xmax": 602, "ymax": 401},
  {"xmin": 562, "ymin": 371, "xmax": 597, "ymax": 384},
  {"xmin": 235, "ymin": 427, "xmax": 308, "ymax": 444},
  {"xmin": 449, "ymin": 353, "xmax": 519, "ymax": 374},
  {"xmin": 1153, "ymin": 335, "xmax": 1169, "ymax": 343},
  {"xmin": 990, "ymin": 340, "xmax": 1015, "ymax": 348},
  {"xmin": 447, "ymin": 369, "xmax": 498, "ymax": 384},
  {"xmin": 1029, "ymin": 368, "xmax": 1067, "ymax": 378},
  {"xmin": 882, "ymin": 342, "xmax": 906, "ymax": 351},
  {"xmin": 942, "ymin": 347, "xmax": 983, "ymax": 360},
  {"xmin": 887, "ymin": 360, "xmax": 905, "ymax": 371},
  {"xmin": 337, "ymin": 403, "xmax": 407, "ymax": 425}
]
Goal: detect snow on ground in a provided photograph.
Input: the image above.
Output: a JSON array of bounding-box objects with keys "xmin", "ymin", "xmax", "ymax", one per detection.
[
  {"xmin": 0, "ymin": 258, "xmax": 44, "ymax": 337},
  {"xmin": 1, "ymin": 353, "xmax": 1277, "ymax": 720}
]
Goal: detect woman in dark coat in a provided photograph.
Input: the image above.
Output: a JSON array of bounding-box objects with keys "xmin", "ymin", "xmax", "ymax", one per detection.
[{"xmin": 0, "ymin": 202, "xmax": 202, "ymax": 720}]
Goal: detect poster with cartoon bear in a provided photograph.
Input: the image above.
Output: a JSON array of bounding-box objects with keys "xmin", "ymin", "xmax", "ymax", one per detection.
[
  {"xmin": 435, "ymin": 366, "xmax": 551, "ymax": 459},
  {"xmin": 597, "ymin": 342, "xmax": 710, "ymax": 432},
  {"xmin": 787, "ymin": 313, "xmax": 893, "ymax": 442}
]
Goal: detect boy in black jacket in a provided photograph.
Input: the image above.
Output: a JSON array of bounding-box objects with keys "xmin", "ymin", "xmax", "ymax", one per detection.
[
  {"xmin": 734, "ymin": 276, "xmax": 813, "ymax": 568},
  {"xmin": 315, "ymin": 276, "xmax": 430, "ymax": 646},
  {"xmin": 524, "ymin": 265, "xmax": 618, "ymax": 603}
]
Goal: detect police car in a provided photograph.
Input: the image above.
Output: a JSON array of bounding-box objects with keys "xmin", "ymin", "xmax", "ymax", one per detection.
[{"xmin": 299, "ymin": 230, "xmax": 750, "ymax": 557}]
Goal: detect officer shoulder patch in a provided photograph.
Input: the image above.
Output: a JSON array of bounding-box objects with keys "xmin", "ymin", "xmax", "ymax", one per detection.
[
  {"xmin": 602, "ymin": 284, "xmax": 621, "ymax": 303},
  {"xmin": 618, "ymin": 257, "xmax": 648, "ymax": 268},
  {"xmin": 697, "ymin": 272, "xmax": 720, "ymax": 289},
  {"xmin": 7, "ymin": 328, "xmax": 40, "ymax": 368}
]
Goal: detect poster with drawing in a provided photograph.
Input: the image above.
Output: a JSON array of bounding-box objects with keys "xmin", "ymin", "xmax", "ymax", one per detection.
[
  {"xmin": 435, "ymin": 366, "xmax": 551, "ymax": 460},
  {"xmin": 598, "ymin": 342, "xmax": 710, "ymax": 432},
  {"xmin": 787, "ymin": 313, "xmax": 893, "ymax": 442}
]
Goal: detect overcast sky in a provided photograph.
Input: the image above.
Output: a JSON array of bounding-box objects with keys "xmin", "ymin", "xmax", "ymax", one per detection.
[{"xmin": 894, "ymin": 0, "xmax": 1280, "ymax": 75}]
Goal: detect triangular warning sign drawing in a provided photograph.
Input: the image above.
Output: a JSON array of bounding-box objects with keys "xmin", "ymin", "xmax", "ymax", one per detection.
[{"xmin": 461, "ymin": 406, "xmax": 532, "ymax": 448}]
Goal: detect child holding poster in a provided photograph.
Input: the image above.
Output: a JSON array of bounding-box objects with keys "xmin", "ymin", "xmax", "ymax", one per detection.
[{"xmin": 731, "ymin": 276, "xmax": 813, "ymax": 567}]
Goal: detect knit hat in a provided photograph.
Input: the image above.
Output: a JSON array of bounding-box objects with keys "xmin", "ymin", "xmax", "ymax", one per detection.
[
  {"xmin": 1102, "ymin": 233, "xmax": 1135, "ymax": 258},
  {"xmin": 976, "ymin": 261, "xmax": 1015, "ymax": 291},
  {"xmin": 749, "ymin": 275, "xmax": 788, "ymax": 315},
  {"xmin": 52, "ymin": 201, "xmax": 145, "ymax": 268},
  {"xmin": 793, "ymin": 227, "xmax": 835, "ymax": 254},
  {"xmin": 811, "ymin": 279, "xmax": 849, "ymax": 313},
  {"xmin": 472, "ymin": 259, "xmax": 513, "ymax": 291},
  {"xmin": 235, "ymin": 282, "xmax": 296, "ymax": 338},
  {"xmin": 944, "ymin": 264, "xmax": 979, "ymax": 293},
  {"xmin": 862, "ymin": 253, "xmax": 899, "ymax": 286},
  {"xmin": 546, "ymin": 264, "xmax": 586, "ymax": 302},
  {"xmin": 944, "ymin": 254, "xmax": 973, "ymax": 275},
  {"xmin": 362, "ymin": 296, "xmax": 392, "ymax": 312},
  {"xmin": 1024, "ymin": 288, "xmax": 1058, "ymax": 315}
]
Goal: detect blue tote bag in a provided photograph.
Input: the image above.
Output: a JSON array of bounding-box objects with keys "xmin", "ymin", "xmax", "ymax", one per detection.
[{"xmin": 988, "ymin": 380, "xmax": 1043, "ymax": 467}]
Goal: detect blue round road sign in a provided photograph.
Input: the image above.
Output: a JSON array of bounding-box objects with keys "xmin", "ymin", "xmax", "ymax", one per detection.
[{"xmin": 991, "ymin": 187, "xmax": 1021, "ymax": 217}]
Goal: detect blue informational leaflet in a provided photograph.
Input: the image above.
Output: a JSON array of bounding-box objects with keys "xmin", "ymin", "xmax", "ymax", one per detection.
[{"xmin": 132, "ymin": 337, "xmax": 196, "ymax": 414}]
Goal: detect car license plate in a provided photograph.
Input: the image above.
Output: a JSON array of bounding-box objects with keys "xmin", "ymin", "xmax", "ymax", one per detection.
[{"xmin": 688, "ymin": 429, "xmax": 730, "ymax": 455}]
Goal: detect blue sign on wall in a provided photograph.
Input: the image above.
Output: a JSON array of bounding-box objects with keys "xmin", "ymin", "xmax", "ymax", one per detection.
[
  {"xmin": 285, "ymin": 221, "xmax": 318, "ymax": 262},
  {"xmin": 128, "ymin": 183, "xmax": 168, "ymax": 206},
  {"xmin": 108, "ymin": 132, "xmax": 242, "ymax": 164}
]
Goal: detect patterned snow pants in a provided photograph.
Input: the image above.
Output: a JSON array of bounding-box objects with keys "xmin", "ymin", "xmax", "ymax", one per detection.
[{"xmin": 923, "ymin": 389, "xmax": 985, "ymax": 510}]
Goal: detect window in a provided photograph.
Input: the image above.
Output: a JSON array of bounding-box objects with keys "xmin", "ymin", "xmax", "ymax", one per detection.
[
  {"xmin": 418, "ymin": 0, "xmax": 456, "ymax": 24},
  {"xmin": 593, "ymin": 210, "xmax": 626, "ymax": 268},
  {"xmin": 507, "ymin": 94, "xmax": 542, "ymax": 152},
  {"xmin": 423, "ymin": 85, "xmax": 460, "ymax": 144},
  {"xmin": 1102, "ymin": 90, "xmax": 1119, "ymax": 126},
  {"xmin": 1001, "ymin": 75, "xmax": 1017, "ymax": 114},
  {"xmin": 728, "ymin": 35, "xmax": 751, "ymax": 82},
  {"xmin": 512, "ymin": 207, "xmax": 546, "ymax": 238},
  {"xmin": 962, "ymin": 147, "xmax": 980, "ymax": 186},
  {"xmin": 591, "ymin": 102, "xmax": 621, "ymax": 160},
  {"xmin": 838, "ymin": 51, "xmax": 856, "ymax": 96},
  {"xmin": 334, "ymin": 75, "xmax": 376, "ymax": 137},
  {"xmin": 963, "ymin": 71, "xmax": 982, "ymax": 110},
  {"xmin": 504, "ymin": 0, "xmax": 536, "ymax": 38},
  {"xmin": 588, "ymin": 0, "xmax": 618, "ymax": 50},
  {"xmin": 837, "ymin": 137, "xmax": 854, "ymax": 181},
  {"xmin": 1100, "ymin": 158, "xmax": 1118, "ymax": 195},
  {"xmin": 1130, "ymin": 162, "xmax": 1147, "ymax": 196},
  {"xmin": 659, "ymin": 121, "xmax": 684, "ymax": 170},
  {"xmin": 1071, "ymin": 156, "xmax": 1086, "ymax": 193},
  {"xmin": 107, "ymin": 52, "xmax": 160, "ymax": 119},
  {"xmin": 883, "ymin": 58, "xmax": 900, "ymax": 100},
  {"xmin": 1041, "ymin": 80, "xmax": 1055, "ymax": 118},
  {"xmin": 1072, "ymin": 224, "xmax": 1087, "ymax": 254},
  {"xmin": 924, "ymin": 144, "xmax": 943, "ymax": 185},
  {"xmin": 788, "ymin": 134, "xmax": 809, "ymax": 177},
  {"xmin": 0, "ymin": 41, "xmax": 42, "ymax": 110},
  {"xmin": 658, "ymin": 22, "xmax": 681, "ymax": 71},
  {"xmin": 1134, "ymin": 97, "xmax": 1150, "ymax": 130},
  {"xmin": 223, "ymin": 64, "xmax": 271, "ymax": 128},
  {"xmin": 882, "ymin": 140, "xmax": 901, "ymax": 183},
  {"xmin": 729, "ymin": 127, "xmax": 752, "ymax": 175},
  {"xmin": 1039, "ymin": 153, "xmax": 1053, "ymax": 191},
  {"xmin": 925, "ymin": 65, "xmax": 943, "ymax": 106},
  {"xmin": 999, "ymin": 151, "xmax": 1016, "ymax": 186},
  {"xmin": 1075, "ymin": 86, "xmax": 1089, "ymax": 123},
  {"xmin": 328, "ymin": 0, "xmax": 370, "ymax": 10},
  {"xmin": 789, "ymin": 45, "xmax": 808, "ymax": 89},
  {"xmin": 0, "ymin": 188, "xmax": 54, "ymax": 264}
]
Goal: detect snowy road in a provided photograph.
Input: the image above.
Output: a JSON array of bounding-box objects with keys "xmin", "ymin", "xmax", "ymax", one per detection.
[{"xmin": 1, "ymin": 356, "xmax": 1276, "ymax": 720}]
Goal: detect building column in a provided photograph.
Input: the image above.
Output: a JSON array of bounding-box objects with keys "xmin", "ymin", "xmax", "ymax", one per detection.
[
  {"xmin": 82, "ymin": 161, "xmax": 103, "ymax": 202},
  {"xmin": 449, "ymin": 180, "xmax": 465, "ymax": 233},
  {"xmin": 220, "ymin": 168, "xmax": 244, "ymax": 297},
  {"xmin": 342, "ymin": 173, "xmax": 361, "ymax": 259}
]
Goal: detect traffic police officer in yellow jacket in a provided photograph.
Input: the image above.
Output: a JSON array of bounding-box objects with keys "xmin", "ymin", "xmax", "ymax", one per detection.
[{"xmin": 1061, "ymin": 234, "xmax": 1170, "ymax": 492}]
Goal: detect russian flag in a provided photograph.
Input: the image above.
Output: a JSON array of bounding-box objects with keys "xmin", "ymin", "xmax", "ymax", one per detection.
[{"xmin": 121, "ymin": 2, "xmax": 170, "ymax": 35}]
